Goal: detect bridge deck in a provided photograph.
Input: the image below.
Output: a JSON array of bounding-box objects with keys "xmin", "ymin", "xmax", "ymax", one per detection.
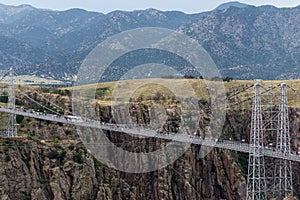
[{"xmin": 0, "ymin": 107, "xmax": 299, "ymax": 162}]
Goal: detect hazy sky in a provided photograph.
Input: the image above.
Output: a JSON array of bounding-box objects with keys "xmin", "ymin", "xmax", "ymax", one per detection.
[{"xmin": 0, "ymin": 0, "xmax": 299, "ymax": 13}]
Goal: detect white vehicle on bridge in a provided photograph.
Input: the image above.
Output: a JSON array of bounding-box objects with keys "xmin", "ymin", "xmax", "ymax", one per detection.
[{"xmin": 65, "ymin": 115, "xmax": 84, "ymax": 123}]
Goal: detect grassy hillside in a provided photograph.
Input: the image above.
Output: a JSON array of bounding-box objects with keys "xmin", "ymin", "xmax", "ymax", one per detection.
[{"xmin": 67, "ymin": 78, "xmax": 300, "ymax": 108}]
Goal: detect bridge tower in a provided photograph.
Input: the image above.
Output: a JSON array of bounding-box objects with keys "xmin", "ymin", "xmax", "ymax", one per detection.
[
  {"xmin": 6, "ymin": 68, "xmax": 17, "ymax": 136},
  {"xmin": 272, "ymin": 83, "xmax": 293, "ymax": 198},
  {"xmin": 246, "ymin": 83, "xmax": 267, "ymax": 200}
]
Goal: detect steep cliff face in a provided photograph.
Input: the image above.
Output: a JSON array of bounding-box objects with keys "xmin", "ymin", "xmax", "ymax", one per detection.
[
  {"xmin": 0, "ymin": 103, "xmax": 299, "ymax": 199},
  {"xmin": 0, "ymin": 138, "xmax": 100, "ymax": 200},
  {"xmin": 289, "ymin": 108, "xmax": 300, "ymax": 198},
  {"xmin": 0, "ymin": 137, "xmax": 246, "ymax": 200}
]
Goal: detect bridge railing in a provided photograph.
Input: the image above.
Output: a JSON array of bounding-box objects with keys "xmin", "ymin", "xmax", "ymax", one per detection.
[{"xmin": 0, "ymin": 106, "xmax": 300, "ymax": 162}]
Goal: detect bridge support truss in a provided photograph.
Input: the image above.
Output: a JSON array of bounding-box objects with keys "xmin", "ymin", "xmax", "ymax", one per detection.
[
  {"xmin": 272, "ymin": 83, "xmax": 293, "ymax": 199},
  {"xmin": 247, "ymin": 83, "xmax": 294, "ymax": 199},
  {"xmin": 246, "ymin": 83, "xmax": 267, "ymax": 200},
  {"xmin": 6, "ymin": 68, "xmax": 17, "ymax": 136}
]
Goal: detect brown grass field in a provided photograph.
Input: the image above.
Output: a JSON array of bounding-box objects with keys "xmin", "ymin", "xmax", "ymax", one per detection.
[{"xmin": 67, "ymin": 78, "xmax": 300, "ymax": 108}]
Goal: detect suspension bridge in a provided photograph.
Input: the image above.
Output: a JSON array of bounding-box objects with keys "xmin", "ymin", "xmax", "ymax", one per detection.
[{"xmin": 0, "ymin": 69, "xmax": 299, "ymax": 199}]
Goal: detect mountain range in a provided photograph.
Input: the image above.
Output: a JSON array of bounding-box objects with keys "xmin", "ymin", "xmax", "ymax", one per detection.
[{"xmin": 0, "ymin": 2, "xmax": 299, "ymax": 81}]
